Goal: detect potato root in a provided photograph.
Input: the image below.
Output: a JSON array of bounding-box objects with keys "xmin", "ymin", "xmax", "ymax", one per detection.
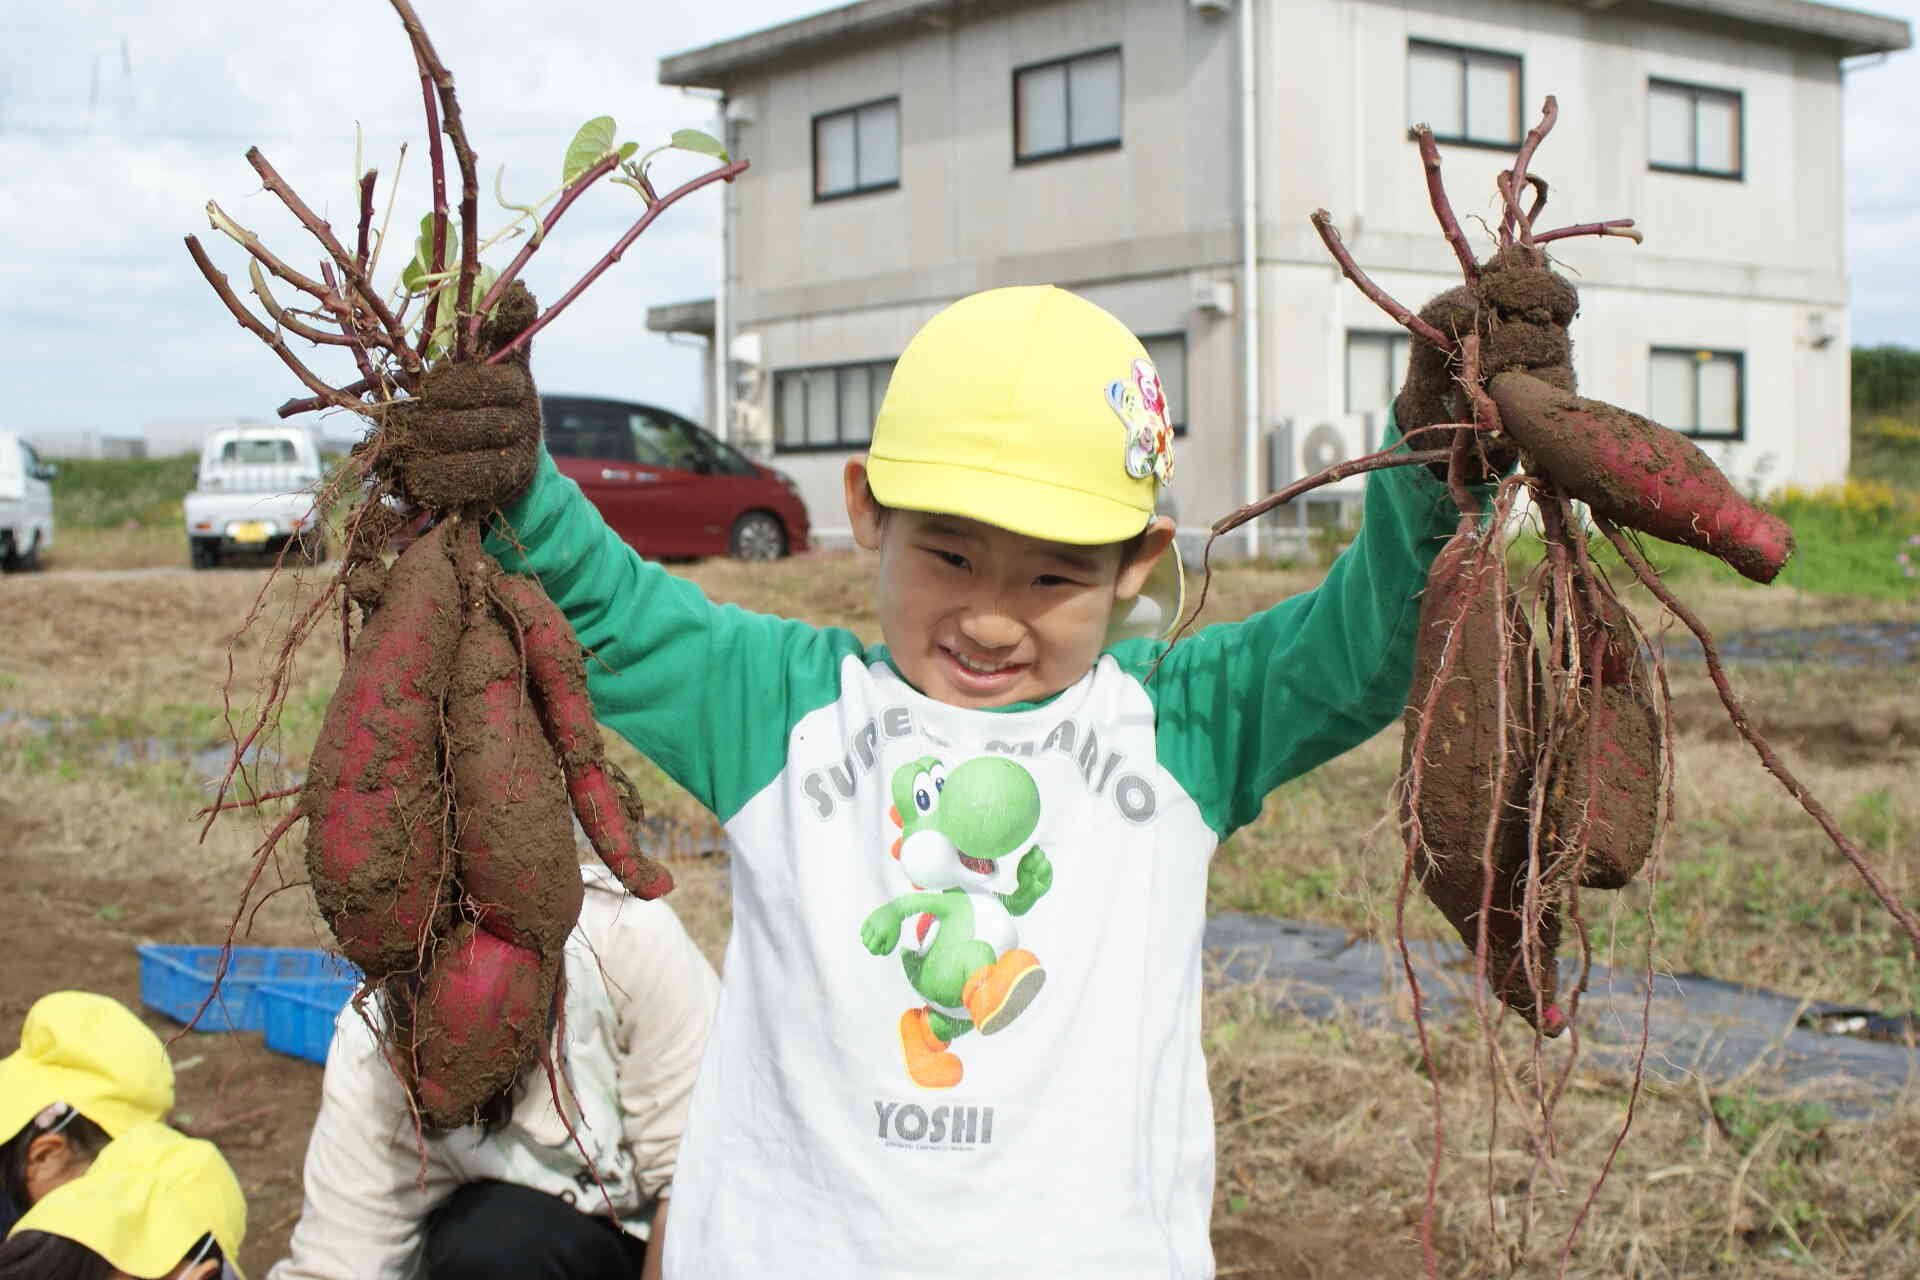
[
  {"xmin": 1488, "ymin": 370, "xmax": 1795, "ymax": 584},
  {"xmin": 445, "ymin": 588, "xmax": 584, "ymax": 953},
  {"xmin": 1403, "ymin": 523, "xmax": 1564, "ymax": 1034},
  {"xmin": 493, "ymin": 572, "xmax": 675, "ymax": 900},
  {"xmin": 408, "ymin": 921, "xmax": 560, "ymax": 1130},
  {"xmin": 301, "ymin": 520, "xmax": 460, "ymax": 976}
]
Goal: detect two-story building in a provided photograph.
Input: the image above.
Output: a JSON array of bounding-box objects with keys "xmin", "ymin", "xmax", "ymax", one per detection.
[{"xmin": 656, "ymin": 0, "xmax": 1910, "ymax": 551}]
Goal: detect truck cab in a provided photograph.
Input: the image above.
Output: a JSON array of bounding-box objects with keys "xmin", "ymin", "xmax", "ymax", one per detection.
[
  {"xmin": 0, "ymin": 431, "xmax": 56, "ymax": 571},
  {"xmin": 184, "ymin": 425, "xmax": 327, "ymax": 568}
]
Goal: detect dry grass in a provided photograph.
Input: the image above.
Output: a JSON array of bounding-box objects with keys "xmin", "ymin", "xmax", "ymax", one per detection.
[
  {"xmin": 1204, "ymin": 985, "xmax": 1920, "ymax": 1278},
  {"xmin": 5, "ymin": 538, "xmax": 1918, "ymax": 1276}
]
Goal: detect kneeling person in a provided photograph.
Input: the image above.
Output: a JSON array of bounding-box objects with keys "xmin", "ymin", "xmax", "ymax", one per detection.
[{"xmin": 271, "ymin": 866, "xmax": 720, "ymax": 1280}]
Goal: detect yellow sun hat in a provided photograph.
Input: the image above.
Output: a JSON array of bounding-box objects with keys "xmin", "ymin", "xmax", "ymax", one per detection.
[
  {"xmin": 866, "ymin": 285, "xmax": 1177, "ymax": 547},
  {"xmin": 0, "ymin": 992, "xmax": 175, "ymax": 1144},
  {"xmin": 8, "ymin": 1122, "xmax": 247, "ymax": 1279}
]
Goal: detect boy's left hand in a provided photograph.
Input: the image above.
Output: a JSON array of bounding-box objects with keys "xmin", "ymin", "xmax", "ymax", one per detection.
[{"xmin": 1395, "ymin": 252, "xmax": 1579, "ymax": 484}]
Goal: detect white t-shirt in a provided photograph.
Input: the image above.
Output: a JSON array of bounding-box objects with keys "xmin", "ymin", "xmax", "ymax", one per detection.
[{"xmin": 486, "ymin": 438, "xmax": 1458, "ymax": 1279}]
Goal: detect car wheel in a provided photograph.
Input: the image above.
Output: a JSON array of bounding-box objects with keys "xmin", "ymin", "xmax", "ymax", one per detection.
[
  {"xmin": 190, "ymin": 537, "xmax": 221, "ymax": 570},
  {"xmin": 0, "ymin": 534, "xmax": 19, "ymax": 573},
  {"xmin": 18, "ymin": 534, "xmax": 40, "ymax": 571},
  {"xmin": 729, "ymin": 511, "xmax": 787, "ymax": 562}
]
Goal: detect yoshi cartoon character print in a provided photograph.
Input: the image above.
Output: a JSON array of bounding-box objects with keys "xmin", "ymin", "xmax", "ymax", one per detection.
[
  {"xmin": 484, "ymin": 412, "xmax": 1471, "ymax": 1278},
  {"xmin": 861, "ymin": 754, "xmax": 1053, "ymax": 1088}
]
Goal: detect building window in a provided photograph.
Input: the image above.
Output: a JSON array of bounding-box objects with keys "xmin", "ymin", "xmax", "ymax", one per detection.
[
  {"xmin": 814, "ymin": 98, "xmax": 901, "ymax": 201},
  {"xmin": 774, "ymin": 360, "xmax": 896, "ymax": 451},
  {"xmin": 1408, "ymin": 40, "xmax": 1521, "ymax": 149},
  {"xmin": 1014, "ymin": 48, "xmax": 1122, "ymax": 163},
  {"xmin": 1649, "ymin": 348, "xmax": 1743, "ymax": 440},
  {"xmin": 1139, "ymin": 333, "xmax": 1188, "ymax": 435},
  {"xmin": 1346, "ymin": 331, "xmax": 1411, "ymax": 421},
  {"xmin": 1649, "ymin": 79, "xmax": 1742, "ymax": 179}
]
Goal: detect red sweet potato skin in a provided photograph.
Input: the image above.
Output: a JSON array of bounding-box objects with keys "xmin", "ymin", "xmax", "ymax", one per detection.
[
  {"xmin": 1487, "ymin": 371, "xmax": 1795, "ymax": 584},
  {"xmin": 492, "ymin": 573, "xmax": 674, "ymax": 900},
  {"xmin": 1546, "ymin": 682, "xmax": 1660, "ymax": 890},
  {"xmin": 1402, "ymin": 525, "xmax": 1563, "ymax": 1032},
  {"xmin": 445, "ymin": 599, "xmax": 584, "ymax": 952},
  {"xmin": 302, "ymin": 521, "xmax": 460, "ymax": 976},
  {"xmin": 409, "ymin": 921, "xmax": 558, "ymax": 1130}
]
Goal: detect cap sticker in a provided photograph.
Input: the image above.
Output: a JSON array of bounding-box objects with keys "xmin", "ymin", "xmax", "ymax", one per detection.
[{"xmin": 1106, "ymin": 358, "xmax": 1175, "ymax": 486}]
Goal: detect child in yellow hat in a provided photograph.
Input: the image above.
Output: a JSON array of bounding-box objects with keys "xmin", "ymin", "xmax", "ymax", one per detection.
[
  {"xmin": 445, "ymin": 282, "xmax": 1484, "ymax": 1277},
  {"xmin": 0, "ymin": 992, "xmax": 176, "ymax": 1235},
  {"xmin": 0, "ymin": 1120, "xmax": 246, "ymax": 1280}
]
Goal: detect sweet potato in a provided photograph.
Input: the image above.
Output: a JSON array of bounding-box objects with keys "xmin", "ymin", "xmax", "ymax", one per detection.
[
  {"xmin": 1487, "ymin": 370, "xmax": 1795, "ymax": 584},
  {"xmin": 1543, "ymin": 580, "xmax": 1661, "ymax": 890},
  {"xmin": 302, "ymin": 520, "xmax": 460, "ymax": 975},
  {"xmin": 492, "ymin": 572, "xmax": 674, "ymax": 900},
  {"xmin": 444, "ymin": 590, "xmax": 583, "ymax": 952},
  {"xmin": 409, "ymin": 921, "xmax": 559, "ymax": 1130},
  {"xmin": 1403, "ymin": 523, "xmax": 1564, "ymax": 1033}
]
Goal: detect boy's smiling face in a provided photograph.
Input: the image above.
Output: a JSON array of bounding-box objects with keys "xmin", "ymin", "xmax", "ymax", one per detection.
[{"xmin": 846, "ymin": 459, "xmax": 1173, "ymax": 709}]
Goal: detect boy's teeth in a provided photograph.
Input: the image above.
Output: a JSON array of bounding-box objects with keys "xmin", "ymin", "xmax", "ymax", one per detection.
[{"xmin": 956, "ymin": 653, "xmax": 1006, "ymax": 674}]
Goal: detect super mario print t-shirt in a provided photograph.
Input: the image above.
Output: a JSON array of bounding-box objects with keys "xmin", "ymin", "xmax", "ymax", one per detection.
[{"xmin": 485, "ymin": 431, "xmax": 1466, "ymax": 1279}]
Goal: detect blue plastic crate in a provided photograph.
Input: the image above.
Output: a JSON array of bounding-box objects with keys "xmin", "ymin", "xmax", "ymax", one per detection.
[
  {"xmin": 136, "ymin": 944, "xmax": 353, "ymax": 1033},
  {"xmin": 259, "ymin": 978, "xmax": 363, "ymax": 1064}
]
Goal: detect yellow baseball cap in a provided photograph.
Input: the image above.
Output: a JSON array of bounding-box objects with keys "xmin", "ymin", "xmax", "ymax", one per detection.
[
  {"xmin": 9, "ymin": 1122, "xmax": 247, "ymax": 1279},
  {"xmin": 0, "ymin": 992, "xmax": 175, "ymax": 1144},
  {"xmin": 867, "ymin": 285, "xmax": 1177, "ymax": 546}
]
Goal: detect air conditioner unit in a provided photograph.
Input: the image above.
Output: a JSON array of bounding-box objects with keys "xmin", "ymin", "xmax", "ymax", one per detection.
[
  {"xmin": 1266, "ymin": 412, "xmax": 1378, "ymax": 493},
  {"xmin": 1192, "ymin": 278, "xmax": 1234, "ymax": 316}
]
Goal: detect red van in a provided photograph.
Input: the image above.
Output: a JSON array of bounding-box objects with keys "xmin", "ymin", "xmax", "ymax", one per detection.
[{"xmin": 540, "ymin": 395, "xmax": 810, "ymax": 561}]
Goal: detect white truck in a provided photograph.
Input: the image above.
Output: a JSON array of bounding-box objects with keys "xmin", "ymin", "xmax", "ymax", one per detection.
[
  {"xmin": 0, "ymin": 431, "xmax": 56, "ymax": 571},
  {"xmin": 184, "ymin": 425, "xmax": 328, "ymax": 569}
]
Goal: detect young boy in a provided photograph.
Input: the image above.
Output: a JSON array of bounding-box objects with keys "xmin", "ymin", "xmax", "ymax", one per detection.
[{"xmin": 473, "ymin": 284, "xmax": 1478, "ymax": 1277}]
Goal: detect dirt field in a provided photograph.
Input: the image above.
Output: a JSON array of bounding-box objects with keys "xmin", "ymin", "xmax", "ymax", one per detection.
[{"xmin": 4, "ymin": 552, "xmax": 1917, "ymax": 1277}]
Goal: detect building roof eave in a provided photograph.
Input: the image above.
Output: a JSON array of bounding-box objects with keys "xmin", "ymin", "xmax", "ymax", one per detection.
[
  {"xmin": 1637, "ymin": 0, "xmax": 1912, "ymax": 58},
  {"xmin": 659, "ymin": 0, "xmax": 1909, "ymax": 86},
  {"xmin": 659, "ymin": 0, "xmax": 988, "ymax": 88},
  {"xmin": 647, "ymin": 297, "xmax": 716, "ymax": 337}
]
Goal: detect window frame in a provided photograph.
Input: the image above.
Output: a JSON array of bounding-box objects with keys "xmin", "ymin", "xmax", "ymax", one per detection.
[
  {"xmin": 1012, "ymin": 46, "xmax": 1124, "ymax": 166},
  {"xmin": 1649, "ymin": 347, "xmax": 1745, "ymax": 442},
  {"xmin": 1136, "ymin": 331, "xmax": 1189, "ymax": 438},
  {"xmin": 1344, "ymin": 329, "xmax": 1413, "ymax": 420},
  {"xmin": 811, "ymin": 96, "xmax": 902, "ymax": 203},
  {"xmin": 773, "ymin": 359, "xmax": 898, "ymax": 453},
  {"xmin": 1647, "ymin": 78, "xmax": 1745, "ymax": 181},
  {"xmin": 1406, "ymin": 38, "xmax": 1524, "ymax": 151}
]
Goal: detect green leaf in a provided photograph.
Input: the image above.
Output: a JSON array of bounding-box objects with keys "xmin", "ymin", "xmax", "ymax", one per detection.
[
  {"xmin": 423, "ymin": 263, "xmax": 501, "ymax": 363},
  {"xmin": 564, "ymin": 116, "xmax": 618, "ymax": 183},
  {"xmin": 617, "ymin": 141, "xmax": 639, "ymax": 161},
  {"xmin": 403, "ymin": 212, "xmax": 459, "ymax": 294},
  {"xmin": 670, "ymin": 128, "xmax": 728, "ymax": 162}
]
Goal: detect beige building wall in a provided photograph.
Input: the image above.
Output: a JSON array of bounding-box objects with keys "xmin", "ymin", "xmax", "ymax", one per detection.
[{"xmin": 696, "ymin": 0, "xmax": 1866, "ymax": 547}]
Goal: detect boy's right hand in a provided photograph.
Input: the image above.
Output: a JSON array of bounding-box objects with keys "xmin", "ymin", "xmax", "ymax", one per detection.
[
  {"xmin": 1395, "ymin": 248, "xmax": 1579, "ymax": 482},
  {"xmin": 375, "ymin": 281, "xmax": 544, "ymax": 511}
]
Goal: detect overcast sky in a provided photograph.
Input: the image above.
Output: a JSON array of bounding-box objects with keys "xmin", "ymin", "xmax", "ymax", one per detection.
[{"xmin": 1, "ymin": 0, "xmax": 1914, "ymax": 446}]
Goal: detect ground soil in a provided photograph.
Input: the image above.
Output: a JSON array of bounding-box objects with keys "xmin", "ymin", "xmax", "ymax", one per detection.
[{"xmin": 5, "ymin": 559, "xmax": 1918, "ymax": 1277}]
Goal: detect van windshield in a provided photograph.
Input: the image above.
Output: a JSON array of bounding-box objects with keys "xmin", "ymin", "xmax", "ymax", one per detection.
[{"xmin": 221, "ymin": 439, "xmax": 297, "ymax": 464}]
